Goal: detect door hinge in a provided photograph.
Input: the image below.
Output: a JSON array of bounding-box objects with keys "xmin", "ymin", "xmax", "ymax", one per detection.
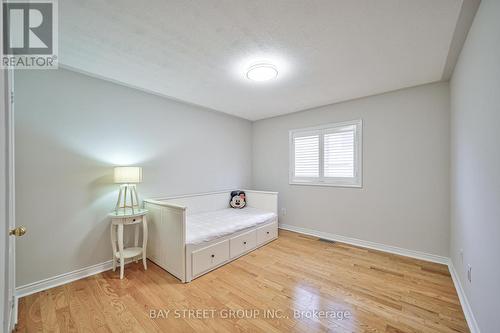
[{"xmin": 10, "ymin": 91, "xmax": 14, "ymax": 104}]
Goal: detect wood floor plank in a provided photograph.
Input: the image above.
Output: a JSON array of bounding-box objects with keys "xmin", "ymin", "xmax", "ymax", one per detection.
[{"xmin": 17, "ymin": 230, "xmax": 469, "ymax": 332}]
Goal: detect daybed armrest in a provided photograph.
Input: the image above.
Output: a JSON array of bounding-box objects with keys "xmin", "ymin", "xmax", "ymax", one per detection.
[
  {"xmin": 244, "ymin": 190, "xmax": 278, "ymax": 215},
  {"xmin": 144, "ymin": 198, "xmax": 187, "ymax": 211},
  {"xmin": 144, "ymin": 198, "xmax": 187, "ymax": 282}
]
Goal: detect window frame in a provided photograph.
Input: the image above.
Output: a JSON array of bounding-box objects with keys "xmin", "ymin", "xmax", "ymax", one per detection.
[{"xmin": 289, "ymin": 119, "xmax": 363, "ymax": 188}]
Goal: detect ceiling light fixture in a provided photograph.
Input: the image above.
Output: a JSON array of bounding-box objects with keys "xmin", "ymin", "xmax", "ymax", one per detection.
[{"xmin": 246, "ymin": 63, "xmax": 278, "ymax": 82}]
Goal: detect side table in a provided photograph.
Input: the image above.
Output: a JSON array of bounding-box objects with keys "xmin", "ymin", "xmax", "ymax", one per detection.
[{"xmin": 109, "ymin": 209, "xmax": 148, "ymax": 279}]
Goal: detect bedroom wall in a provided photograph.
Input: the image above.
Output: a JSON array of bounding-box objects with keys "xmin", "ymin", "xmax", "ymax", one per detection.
[
  {"xmin": 14, "ymin": 68, "xmax": 252, "ymax": 286},
  {"xmin": 450, "ymin": 0, "xmax": 500, "ymax": 331},
  {"xmin": 252, "ymin": 82, "xmax": 450, "ymax": 256}
]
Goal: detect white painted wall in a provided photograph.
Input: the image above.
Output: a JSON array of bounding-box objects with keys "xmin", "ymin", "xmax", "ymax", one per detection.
[
  {"xmin": 450, "ymin": 0, "xmax": 500, "ymax": 331},
  {"xmin": 14, "ymin": 68, "xmax": 252, "ymax": 286},
  {"xmin": 253, "ymin": 82, "xmax": 450, "ymax": 256}
]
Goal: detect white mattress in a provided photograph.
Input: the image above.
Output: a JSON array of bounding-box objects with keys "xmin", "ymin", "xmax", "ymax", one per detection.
[{"xmin": 186, "ymin": 207, "xmax": 277, "ymax": 245}]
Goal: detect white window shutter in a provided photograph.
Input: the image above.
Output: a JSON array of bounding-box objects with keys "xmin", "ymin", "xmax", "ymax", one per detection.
[
  {"xmin": 324, "ymin": 127, "xmax": 355, "ymax": 178},
  {"xmin": 293, "ymin": 135, "xmax": 319, "ymax": 178}
]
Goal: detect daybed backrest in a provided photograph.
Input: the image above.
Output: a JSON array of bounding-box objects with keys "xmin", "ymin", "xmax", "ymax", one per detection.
[{"xmin": 149, "ymin": 190, "xmax": 279, "ymax": 216}]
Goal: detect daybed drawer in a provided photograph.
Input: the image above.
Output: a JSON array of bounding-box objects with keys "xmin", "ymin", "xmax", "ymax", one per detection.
[
  {"xmin": 230, "ymin": 230, "xmax": 256, "ymax": 258},
  {"xmin": 192, "ymin": 240, "xmax": 229, "ymax": 277},
  {"xmin": 256, "ymin": 223, "xmax": 277, "ymax": 245}
]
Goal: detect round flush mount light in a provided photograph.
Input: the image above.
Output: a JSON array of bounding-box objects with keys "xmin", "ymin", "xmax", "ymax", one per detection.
[{"xmin": 246, "ymin": 63, "xmax": 278, "ymax": 82}]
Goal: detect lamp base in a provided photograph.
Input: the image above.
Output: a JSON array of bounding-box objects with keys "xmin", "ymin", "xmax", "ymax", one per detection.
[{"xmin": 115, "ymin": 184, "xmax": 140, "ymax": 214}]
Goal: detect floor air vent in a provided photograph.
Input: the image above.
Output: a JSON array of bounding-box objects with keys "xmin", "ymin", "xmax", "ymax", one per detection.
[{"xmin": 318, "ymin": 238, "xmax": 336, "ymax": 244}]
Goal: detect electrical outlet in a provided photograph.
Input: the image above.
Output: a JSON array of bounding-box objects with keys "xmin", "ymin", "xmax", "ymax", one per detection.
[
  {"xmin": 460, "ymin": 249, "xmax": 464, "ymax": 263},
  {"xmin": 467, "ymin": 264, "xmax": 472, "ymax": 283},
  {"xmin": 281, "ymin": 208, "xmax": 287, "ymax": 216}
]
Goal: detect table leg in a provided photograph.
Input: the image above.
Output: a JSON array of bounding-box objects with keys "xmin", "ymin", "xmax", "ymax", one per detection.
[
  {"xmin": 110, "ymin": 224, "xmax": 117, "ymax": 272},
  {"xmin": 134, "ymin": 224, "xmax": 139, "ymax": 263},
  {"xmin": 142, "ymin": 216, "xmax": 148, "ymax": 270},
  {"xmin": 118, "ymin": 224, "xmax": 124, "ymax": 279}
]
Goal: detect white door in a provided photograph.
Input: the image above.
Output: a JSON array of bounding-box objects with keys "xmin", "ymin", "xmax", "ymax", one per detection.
[
  {"xmin": 1, "ymin": 70, "xmax": 7, "ymax": 333},
  {"xmin": 2, "ymin": 68, "xmax": 22, "ymax": 332},
  {"xmin": 6, "ymin": 69, "xmax": 16, "ymax": 333}
]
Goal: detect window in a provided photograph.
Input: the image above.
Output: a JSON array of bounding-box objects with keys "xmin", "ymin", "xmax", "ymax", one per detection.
[{"xmin": 289, "ymin": 119, "xmax": 362, "ymax": 187}]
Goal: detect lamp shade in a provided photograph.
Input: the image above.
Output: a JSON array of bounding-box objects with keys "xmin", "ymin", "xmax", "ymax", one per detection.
[{"xmin": 114, "ymin": 166, "xmax": 143, "ymax": 184}]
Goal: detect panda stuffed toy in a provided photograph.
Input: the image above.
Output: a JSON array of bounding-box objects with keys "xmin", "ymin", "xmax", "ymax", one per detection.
[{"xmin": 230, "ymin": 190, "xmax": 246, "ymax": 209}]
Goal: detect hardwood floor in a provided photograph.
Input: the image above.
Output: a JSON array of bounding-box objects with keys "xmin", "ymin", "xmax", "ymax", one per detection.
[{"xmin": 16, "ymin": 230, "xmax": 469, "ymax": 333}]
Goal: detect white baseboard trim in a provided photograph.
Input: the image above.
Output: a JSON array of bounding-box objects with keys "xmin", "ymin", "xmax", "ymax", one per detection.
[
  {"xmin": 16, "ymin": 259, "xmax": 116, "ymax": 298},
  {"xmin": 448, "ymin": 260, "xmax": 481, "ymax": 333},
  {"xmin": 279, "ymin": 223, "xmax": 449, "ymax": 264}
]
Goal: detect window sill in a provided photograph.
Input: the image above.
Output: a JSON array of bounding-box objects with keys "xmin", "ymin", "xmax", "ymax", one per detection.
[{"xmin": 289, "ymin": 181, "xmax": 363, "ymax": 188}]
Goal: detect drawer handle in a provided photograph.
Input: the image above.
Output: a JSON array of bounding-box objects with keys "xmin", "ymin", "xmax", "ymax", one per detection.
[
  {"xmin": 132, "ymin": 219, "xmax": 136, "ymax": 222},
  {"xmin": 211, "ymin": 254, "xmax": 215, "ymax": 258},
  {"xmin": 266, "ymin": 231, "xmax": 270, "ymax": 235},
  {"xmin": 243, "ymin": 241, "xmax": 247, "ymax": 245}
]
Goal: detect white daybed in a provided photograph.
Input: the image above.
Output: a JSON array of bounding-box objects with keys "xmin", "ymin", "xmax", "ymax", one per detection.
[{"xmin": 144, "ymin": 190, "xmax": 278, "ymax": 282}]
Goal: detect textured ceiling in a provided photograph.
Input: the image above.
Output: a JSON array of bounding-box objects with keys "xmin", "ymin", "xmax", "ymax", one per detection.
[{"xmin": 60, "ymin": 0, "xmax": 466, "ymax": 120}]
